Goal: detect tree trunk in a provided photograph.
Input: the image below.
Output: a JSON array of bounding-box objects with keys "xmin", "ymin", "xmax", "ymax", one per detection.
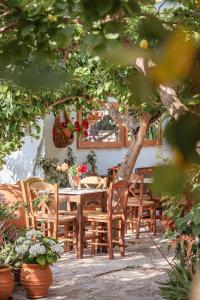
[
  {"xmin": 135, "ymin": 57, "xmax": 189, "ymax": 120},
  {"xmin": 32, "ymin": 125, "xmax": 45, "ymax": 176},
  {"xmin": 117, "ymin": 112, "xmax": 151, "ymax": 180}
]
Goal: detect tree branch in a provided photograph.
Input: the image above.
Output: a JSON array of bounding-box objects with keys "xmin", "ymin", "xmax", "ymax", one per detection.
[
  {"xmin": 0, "ymin": 21, "xmax": 17, "ymax": 33},
  {"xmin": 47, "ymin": 96, "xmax": 85, "ymax": 110},
  {"xmin": 135, "ymin": 57, "xmax": 189, "ymax": 120},
  {"xmin": 0, "ymin": 11, "xmax": 10, "ymax": 19}
]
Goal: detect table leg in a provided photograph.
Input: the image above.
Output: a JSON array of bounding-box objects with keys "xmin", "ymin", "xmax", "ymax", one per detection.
[
  {"xmin": 101, "ymin": 192, "xmax": 108, "ymax": 253},
  {"xmin": 76, "ymin": 198, "xmax": 83, "ymax": 259}
]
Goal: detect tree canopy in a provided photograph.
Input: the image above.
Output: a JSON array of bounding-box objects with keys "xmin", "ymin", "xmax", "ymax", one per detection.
[{"xmin": 0, "ymin": 0, "xmax": 199, "ymax": 180}]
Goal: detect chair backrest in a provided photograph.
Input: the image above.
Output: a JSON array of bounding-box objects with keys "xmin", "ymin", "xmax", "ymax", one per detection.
[
  {"xmin": 107, "ymin": 180, "xmax": 130, "ymax": 215},
  {"xmin": 79, "ymin": 176, "xmax": 108, "ymax": 189},
  {"xmin": 27, "ymin": 181, "xmax": 59, "ymax": 238},
  {"xmin": 20, "ymin": 178, "xmax": 44, "ymax": 227},
  {"xmin": 129, "ymin": 174, "xmax": 144, "ymax": 202},
  {"xmin": 135, "ymin": 167, "xmax": 154, "ymax": 177}
]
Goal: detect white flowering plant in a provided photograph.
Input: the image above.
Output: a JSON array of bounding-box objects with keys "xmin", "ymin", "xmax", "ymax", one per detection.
[{"xmin": 14, "ymin": 230, "xmax": 64, "ymax": 267}]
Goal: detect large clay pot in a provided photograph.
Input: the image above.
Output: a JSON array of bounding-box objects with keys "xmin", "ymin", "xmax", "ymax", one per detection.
[
  {"xmin": 20, "ymin": 264, "xmax": 52, "ymax": 299},
  {"xmin": 0, "ymin": 266, "xmax": 15, "ymax": 300}
]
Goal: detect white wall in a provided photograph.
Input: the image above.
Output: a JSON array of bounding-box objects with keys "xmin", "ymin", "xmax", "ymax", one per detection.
[
  {"xmin": 45, "ymin": 114, "xmax": 170, "ymax": 175},
  {"xmin": 0, "ymin": 120, "xmax": 44, "ymax": 183}
]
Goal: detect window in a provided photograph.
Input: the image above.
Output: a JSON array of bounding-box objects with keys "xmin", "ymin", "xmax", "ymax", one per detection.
[{"xmin": 77, "ymin": 112, "xmax": 161, "ymax": 149}]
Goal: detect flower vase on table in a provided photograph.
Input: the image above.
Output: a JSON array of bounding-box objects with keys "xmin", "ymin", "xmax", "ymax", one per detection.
[
  {"xmin": 57, "ymin": 162, "xmax": 88, "ymax": 189},
  {"xmin": 69, "ymin": 176, "xmax": 80, "ymax": 189}
]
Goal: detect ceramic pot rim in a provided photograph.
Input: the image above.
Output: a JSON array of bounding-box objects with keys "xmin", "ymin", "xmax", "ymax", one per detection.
[
  {"xmin": 0, "ymin": 265, "xmax": 12, "ymax": 272},
  {"xmin": 22, "ymin": 263, "xmax": 49, "ymax": 268}
]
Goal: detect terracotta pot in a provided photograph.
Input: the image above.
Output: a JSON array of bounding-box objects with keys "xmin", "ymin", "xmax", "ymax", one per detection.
[
  {"xmin": 21, "ymin": 264, "xmax": 52, "ymax": 299},
  {"xmin": 0, "ymin": 266, "xmax": 15, "ymax": 300}
]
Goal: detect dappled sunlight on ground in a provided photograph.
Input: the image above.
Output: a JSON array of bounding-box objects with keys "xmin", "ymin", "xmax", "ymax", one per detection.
[{"xmin": 13, "ymin": 229, "xmax": 172, "ymax": 300}]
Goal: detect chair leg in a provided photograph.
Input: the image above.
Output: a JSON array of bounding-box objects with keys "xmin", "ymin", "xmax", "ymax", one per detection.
[
  {"xmin": 107, "ymin": 221, "xmax": 113, "ymax": 259},
  {"xmin": 136, "ymin": 209, "xmax": 141, "ymax": 239},
  {"xmin": 130, "ymin": 222, "xmax": 134, "ymax": 235},
  {"xmin": 97, "ymin": 224, "xmax": 102, "ymax": 253},
  {"xmin": 119, "ymin": 219, "xmax": 125, "ymax": 257},
  {"xmin": 91, "ymin": 221, "xmax": 96, "ymax": 254},
  {"xmin": 152, "ymin": 207, "xmax": 156, "ymax": 236}
]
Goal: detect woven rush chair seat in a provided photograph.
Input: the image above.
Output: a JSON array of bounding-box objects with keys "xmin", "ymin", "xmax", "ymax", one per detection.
[
  {"xmin": 35, "ymin": 213, "xmax": 76, "ymax": 223},
  {"xmin": 84, "ymin": 211, "xmax": 123, "ymax": 221},
  {"xmin": 128, "ymin": 197, "xmax": 155, "ymax": 207}
]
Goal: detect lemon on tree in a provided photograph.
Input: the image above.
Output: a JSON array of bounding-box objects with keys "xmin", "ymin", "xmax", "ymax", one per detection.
[{"xmin": 140, "ymin": 39, "xmax": 148, "ymax": 49}]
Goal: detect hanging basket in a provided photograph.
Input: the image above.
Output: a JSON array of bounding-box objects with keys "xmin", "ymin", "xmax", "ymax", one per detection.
[{"xmin": 52, "ymin": 112, "xmax": 74, "ymax": 148}]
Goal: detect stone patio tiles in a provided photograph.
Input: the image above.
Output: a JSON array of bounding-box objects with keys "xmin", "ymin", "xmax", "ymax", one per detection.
[{"xmin": 13, "ymin": 232, "xmax": 172, "ymax": 300}]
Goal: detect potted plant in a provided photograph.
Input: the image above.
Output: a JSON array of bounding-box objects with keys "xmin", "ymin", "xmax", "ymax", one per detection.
[
  {"xmin": 15, "ymin": 229, "xmax": 64, "ymax": 299},
  {"xmin": 0, "ymin": 243, "xmax": 22, "ymax": 286},
  {"xmin": 0, "ymin": 244, "xmax": 15, "ymax": 300},
  {"xmin": 57, "ymin": 162, "xmax": 88, "ymax": 189},
  {"xmin": 85, "ymin": 150, "xmax": 98, "ymax": 176}
]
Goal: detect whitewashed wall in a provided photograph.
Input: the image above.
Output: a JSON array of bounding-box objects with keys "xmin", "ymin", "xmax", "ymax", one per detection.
[
  {"xmin": 0, "ymin": 120, "xmax": 44, "ymax": 183},
  {"xmin": 45, "ymin": 114, "xmax": 170, "ymax": 175}
]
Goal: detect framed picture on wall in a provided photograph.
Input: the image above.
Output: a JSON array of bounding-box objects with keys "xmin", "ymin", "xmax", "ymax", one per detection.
[
  {"xmin": 77, "ymin": 111, "xmax": 125, "ymax": 149},
  {"xmin": 77, "ymin": 111, "xmax": 162, "ymax": 149}
]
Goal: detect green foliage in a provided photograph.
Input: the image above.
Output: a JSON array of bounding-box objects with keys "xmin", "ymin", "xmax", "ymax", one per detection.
[
  {"xmin": 0, "ymin": 0, "xmax": 199, "ymax": 199},
  {"xmin": 37, "ymin": 158, "xmax": 70, "ymax": 187},
  {"xmin": 159, "ymin": 260, "xmax": 192, "ymax": 300},
  {"xmin": 0, "ymin": 193, "xmax": 21, "ymax": 247},
  {"xmin": 0, "ymin": 243, "xmax": 20, "ymax": 267},
  {"xmin": 165, "ymin": 113, "xmax": 200, "ymax": 164},
  {"xmin": 85, "ymin": 150, "xmax": 98, "ymax": 174}
]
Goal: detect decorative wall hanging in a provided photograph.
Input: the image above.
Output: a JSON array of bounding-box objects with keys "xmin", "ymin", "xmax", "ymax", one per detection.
[{"xmin": 52, "ymin": 111, "xmax": 74, "ymax": 148}]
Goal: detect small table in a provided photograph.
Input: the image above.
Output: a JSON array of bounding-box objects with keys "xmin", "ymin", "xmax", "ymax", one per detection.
[{"xmin": 58, "ymin": 188, "xmax": 108, "ymax": 259}]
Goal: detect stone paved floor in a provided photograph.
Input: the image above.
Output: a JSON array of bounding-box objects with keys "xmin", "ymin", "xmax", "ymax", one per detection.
[{"xmin": 13, "ymin": 230, "xmax": 172, "ymax": 300}]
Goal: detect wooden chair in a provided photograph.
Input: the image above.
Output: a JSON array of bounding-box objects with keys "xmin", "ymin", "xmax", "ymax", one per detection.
[
  {"xmin": 126, "ymin": 174, "xmax": 156, "ymax": 239},
  {"xmin": 79, "ymin": 176, "xmax": 108, "ymax": 211},
  {"xmin": 83, "ymin": 180, "xmax": 129, "ymax": 259},
  {"xmin": 79, "ymin": 176, "xmax": 108, "ymax": 189},
  {"xmin": 135, "ymin": 167, "xmax": 162, "ymax": 220},
  {"xmin": 20, "ymin": 178, "xmax": 44, "ymax": 228},
  {"xmin": 26, "ymin": 181, "xmax": 76, "ymax": 251}
]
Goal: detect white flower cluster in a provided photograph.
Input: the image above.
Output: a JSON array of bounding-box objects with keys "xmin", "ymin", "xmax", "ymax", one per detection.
[
  {"xmin": 16, "ymin": 236, "xmax": 26, "ymax": 244},
  {"xmin": 16, "ymin": 244, "xmax": 29, "ymax": 255},
  {"xmin": 46, "ymin": 239, "xmax": 56, "ymax": 247},
  {"xmin": 15, "ymin": 230, "xmax": 64, "ymax": 262},
  {"xmin": 29, "ymin": 244, "xmax": 46, "ymax": 256},
  {"xmin": 51, "ymin": 244, "xmax": 64, "ymax": 255},
  {"xmin": 26, "ymin": 230, "xmax": 42, "ymax": 240}
]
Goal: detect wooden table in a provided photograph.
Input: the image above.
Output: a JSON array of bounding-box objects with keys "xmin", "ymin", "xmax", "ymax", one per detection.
[{"xmin": 58, "ymin": 188, "xmax": 108, "ymax": 259}]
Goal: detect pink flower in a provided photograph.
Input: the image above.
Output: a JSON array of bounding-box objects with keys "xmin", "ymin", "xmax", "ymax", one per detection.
[
  {"xmin": 78, "ymin": 164, "xmax": 87, "ymax": 174},
  {"xmin": 74, "ymin": 121, "xmax": 81, "ymax": 133},
  {"xmin": 83, "ymin": 130, "xmax": 88, "ymax": 137},
  {"xmin": 60, "ymin": 122, "xmax": 67, "ymax": 128},
  {"xmin": 57, "ymin": 163, "xmax": 69, "ymax": 172},
  {"xmin": 82, "ymin": 119, "xmax": 89, "ymax": 129}
]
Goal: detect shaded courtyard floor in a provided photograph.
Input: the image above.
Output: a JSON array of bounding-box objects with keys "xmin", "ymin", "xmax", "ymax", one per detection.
[{"xmin": 13, "ymin": 230, "xmax": 172, "ymax": 300}]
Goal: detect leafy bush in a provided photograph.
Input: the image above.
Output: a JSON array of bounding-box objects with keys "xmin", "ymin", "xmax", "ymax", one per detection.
[
  {"xmin": 160, "ymin": 260, "xmax": 192, "ymax": 300},
  {"xmin": 0, "ymin": 193, "xmax": 21, "ymax": 246}
]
